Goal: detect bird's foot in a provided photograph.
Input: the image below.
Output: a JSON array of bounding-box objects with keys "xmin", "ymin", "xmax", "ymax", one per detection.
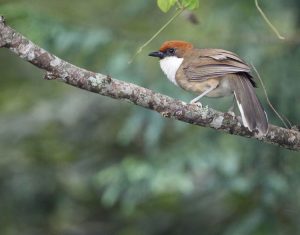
[
  {"xmin": 190, "ymin": 101, "xmax": 202, "ymax": 108},
  {"xmin": 227, "ymin": 111, "xmax": 235, "ymax": 117}
]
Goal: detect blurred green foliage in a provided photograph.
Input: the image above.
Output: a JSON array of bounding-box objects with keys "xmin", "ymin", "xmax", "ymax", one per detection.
[{"xmin": 0, "ymin": 0, "xmax": 300, "ymax": 235}]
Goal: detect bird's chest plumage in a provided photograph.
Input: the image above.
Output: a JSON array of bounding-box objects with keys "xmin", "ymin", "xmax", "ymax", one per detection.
[{"xmin": 159, "ymin": 56, "xmax": 183, "ymax": 86}]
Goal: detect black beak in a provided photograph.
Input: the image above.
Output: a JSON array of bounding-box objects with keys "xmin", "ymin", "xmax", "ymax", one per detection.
[{"xmin": 148, "ymin": 51, "xmax": 164, "ymax": 59}]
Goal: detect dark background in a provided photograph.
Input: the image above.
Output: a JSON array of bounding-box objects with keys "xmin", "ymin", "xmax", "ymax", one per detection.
[{"xmin": 0, "ymin": 0, "xmax": 300, "ymax": 234}]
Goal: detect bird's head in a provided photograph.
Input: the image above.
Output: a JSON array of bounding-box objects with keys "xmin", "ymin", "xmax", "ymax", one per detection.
[
  {"xmin": 148, "ymin": 40, "xmax": 194, "ymax": 86},
  {"xmin": 148, "ymin": 40, "xmax": 193, "ymax": 59}
]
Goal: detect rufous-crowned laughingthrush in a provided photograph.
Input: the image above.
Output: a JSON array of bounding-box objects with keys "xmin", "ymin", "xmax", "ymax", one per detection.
[{"xmin": 149, "ymin": 40, "xmax": 268, "ymax": 134}]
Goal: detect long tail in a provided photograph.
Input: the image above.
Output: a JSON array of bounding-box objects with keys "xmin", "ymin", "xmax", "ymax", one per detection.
[{"xmin": 229, "ymin": 74, "xmax": 268, "ymax": 134}]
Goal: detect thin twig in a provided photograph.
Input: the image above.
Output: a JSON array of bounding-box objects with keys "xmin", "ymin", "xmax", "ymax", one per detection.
[
  {"xmin": 176, "ymin": 0, "xmax": 183, "ymax": 8},
  {"xmin": 128, "ymin": 8, "xmax": 185, "ymax": 64},
  {"xmin": 251, "ymin": 63, "xmax": 290, "ymax": 129},
  {"xmin": 282, "ymin": 114, "xmax": 293, "ymax": 128},
  {"xmin": 255, "ymin": 0, "xmax": 285, "ymax": 40}
]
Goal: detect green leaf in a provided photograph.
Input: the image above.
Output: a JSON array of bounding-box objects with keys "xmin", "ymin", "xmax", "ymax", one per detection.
[
  {"xmin": 157, "ymin": 0, "xmax": 177, "ymax": 13},
  {"xmin": 181, "ymin": 0, "xmax": 199, "ymax": 10}
]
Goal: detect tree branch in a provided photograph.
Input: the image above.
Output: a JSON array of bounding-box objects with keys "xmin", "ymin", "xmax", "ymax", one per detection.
[{"xmin": 0, "ymin": 16, "xmax": 299, "ymax": 151}]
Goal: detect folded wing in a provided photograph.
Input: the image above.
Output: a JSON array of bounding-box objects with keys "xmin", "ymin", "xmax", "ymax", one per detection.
[{"xmin": 183, "ymin": 48, "xmax": 256, "ymax": 87}]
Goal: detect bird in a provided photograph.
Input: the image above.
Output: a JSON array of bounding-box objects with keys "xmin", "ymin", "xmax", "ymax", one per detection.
[{"xmin": 148, "ymin": 40, "xmax": 268, "ymax": 134}]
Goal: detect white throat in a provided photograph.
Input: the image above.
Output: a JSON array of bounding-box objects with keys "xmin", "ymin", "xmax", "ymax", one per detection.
[{"xmin": 159, "ymin": 56, "xmax": 184, "ymax": 86}]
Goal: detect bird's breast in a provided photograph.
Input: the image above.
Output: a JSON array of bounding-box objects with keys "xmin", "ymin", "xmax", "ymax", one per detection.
[{"xmin": 159, "ymin": 56, "xmax": 184, "ymax": 86}]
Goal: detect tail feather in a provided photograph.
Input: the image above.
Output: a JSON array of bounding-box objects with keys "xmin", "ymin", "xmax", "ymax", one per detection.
[{"xmin": 229, "ymin": 74, "xmax": 268, "ymax": 134}]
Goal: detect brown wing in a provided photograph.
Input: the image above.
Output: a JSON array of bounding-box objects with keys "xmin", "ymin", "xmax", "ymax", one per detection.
[{"xmin": 183, "ymin": 48, "xmax": 254, "ymax": 85}]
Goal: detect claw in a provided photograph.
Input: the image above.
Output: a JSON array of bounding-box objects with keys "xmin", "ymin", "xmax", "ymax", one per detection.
[
  {"xmin": 227, "ymin": 111, "xmax": 235, "ymax": 116},
  {"xmin": 190, "ymin": 101, "xmax": 202, "ymax": 108}
]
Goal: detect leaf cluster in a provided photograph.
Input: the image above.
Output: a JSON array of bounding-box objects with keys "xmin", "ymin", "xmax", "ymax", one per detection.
[{"xmin": 157, "ymin": 0, "xmax": 199, "ymax": 12}]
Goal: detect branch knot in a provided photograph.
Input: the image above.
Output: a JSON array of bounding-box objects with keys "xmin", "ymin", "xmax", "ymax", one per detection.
[
  {"xmin": 0, "ymin": 16, "xmax": 6, "ymax": 24},
  {"xmin": 0, "ymin": 16, "xmax": 9, "ymax": 48}
]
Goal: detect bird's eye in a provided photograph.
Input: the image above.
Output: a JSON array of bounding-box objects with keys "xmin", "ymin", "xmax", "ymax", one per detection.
[{"xmin": 168, "ymin": 48, "xmax": 175, "ymax": 54}]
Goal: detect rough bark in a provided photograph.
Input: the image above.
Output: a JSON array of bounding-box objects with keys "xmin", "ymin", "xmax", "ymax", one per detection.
[{"xmin": 0, "ymin": 16, "xmax": 299, "ymax": 151}]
